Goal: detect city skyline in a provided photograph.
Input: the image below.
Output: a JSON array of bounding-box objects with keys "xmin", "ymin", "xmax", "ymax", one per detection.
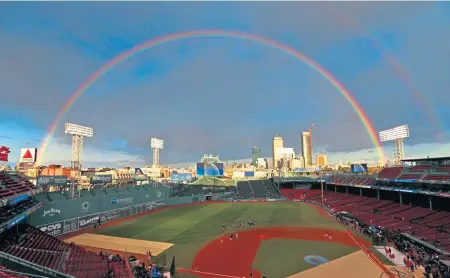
[{"xmin": 1, "ymin": 2, "xmax": 449, "ymax": 168}]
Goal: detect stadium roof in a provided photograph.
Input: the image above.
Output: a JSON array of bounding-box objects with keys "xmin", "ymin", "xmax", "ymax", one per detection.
[{"xmin": 402, "ymin": 156, "xmax": 450, "ymax": 162}]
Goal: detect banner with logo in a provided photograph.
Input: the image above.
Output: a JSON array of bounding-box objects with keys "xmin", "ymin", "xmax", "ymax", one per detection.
[
  {"xmin": 91, "ymin": 175, "xmax": 112, "ymax": 184},
  {"xmin": 100, "ymin": 209, "xmax": 124, "ymax": 222},
  {"xmin": 39, "ymin": 221, "xmax": 64, "ymax": 236},
  {"xmin": 78, "ymin": 214, "xmax": 100, "ymax": 229},
  {"xmin": 133, "ymin": 174, "xmax": 147, "ymax": 181},
  {"xmin": 111, "ymin": 197, "xmax": 134, "ymax": 206},
  {"xmin": 37, "ymin": 176, "xmax": 68, "ymax": 187}
]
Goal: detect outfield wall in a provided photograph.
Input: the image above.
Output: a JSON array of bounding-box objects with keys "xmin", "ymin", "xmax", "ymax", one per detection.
[{"xmin": 30, "ymin": 186, "xmax": 198, "ymax": 236}]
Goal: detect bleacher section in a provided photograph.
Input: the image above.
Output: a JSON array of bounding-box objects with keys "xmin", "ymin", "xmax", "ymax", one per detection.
[
  {"xmin": 236, "ymin": 181, "xmax": 253, "ymax": 198},
  {"xmin": 0, "ymin": 172, "xmax": 37, "ymax": 199},
  {"xmin": 0, "ymin": 199, "xmax": 40, "ymax": 224},
  {"xmin": 377, "ymin": 167, "xmax": 404, "ymax": 179},
  {"xmin": 281, "ymin": 188, "xmax": 450, "ymax": 251},
  {"xmin": 377, "ymin": 165, "xmax": 450, "ymax": 182},
  {"xmin": 246, "ymin": 180, "xmax": 282, "ymax": 199},
  {"xmin": 328, "ymin": 175, "xmax": 376, "ymax": 185},
  {"xmin": 0, "ymin": 224, "xmax": 129, "ymax": 278}
]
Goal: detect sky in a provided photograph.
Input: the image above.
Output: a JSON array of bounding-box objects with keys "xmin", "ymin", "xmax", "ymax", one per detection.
[{"xmin": 0, "ymin": 2, "xmax": 449, "ymax": 168}]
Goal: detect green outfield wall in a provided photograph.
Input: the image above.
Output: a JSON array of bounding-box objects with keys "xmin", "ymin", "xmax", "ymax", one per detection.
[{"xmin": 31, "ymin": 186, "xmax": 200, "ymax": 237}]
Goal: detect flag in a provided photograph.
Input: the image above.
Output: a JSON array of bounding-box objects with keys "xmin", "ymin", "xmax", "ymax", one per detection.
[{"xmin": 170, "ymin": 256, "xmax": 176, "ymax": 277}]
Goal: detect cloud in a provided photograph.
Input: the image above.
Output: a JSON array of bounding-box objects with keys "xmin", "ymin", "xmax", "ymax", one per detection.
[{"xmin": 0, "ymin": 2, "xmax": 449, "ymax": 166}]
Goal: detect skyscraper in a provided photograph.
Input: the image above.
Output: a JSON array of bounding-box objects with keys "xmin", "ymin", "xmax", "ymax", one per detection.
[
  {"xmin": 316, "ymin": 154, "xmax": 328, "ymax": 167},
  {"xmin": 252, "ymin": 146, "xmax": 261, "ymax": 166},
  {"xmin": 272, "ymin": 136, "xmax": 283, "ymax": 169},
  {"xmin": 301, "ymin": 132, "xmax": 312, "ymax": 167}
]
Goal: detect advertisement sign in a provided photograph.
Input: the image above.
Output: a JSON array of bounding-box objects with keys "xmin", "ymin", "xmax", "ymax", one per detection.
[
  {"xmin": 20, "ymin": 148, "xmax": 37, "ymax": 163},
  {"xmin": 111, "ymin": 197, "xmax": 133, "ymax": 205},
  {"xmin": 100, "ymin": 209, "xmax": 123, "ymax": 222},
  {"xmin": 0, "ymin": 146, "xmax": 10, "ymax": 162},
  {"xmin": 8, "ymin": 213, "xmax": 28, "ymax": 229},
  {"xmin": 351, "ymin": 164, "xmax": 368, "ymax": 173},
  {"xmin": 7, "ymin": 194, "xmax": 29, "ymax": 206},
  {"xmin": 91, "ymin": 175, "xmax": 112, "ymax": 184},
  {"xmin": 39, "ymin": 222, "xmax": 63, "ymax": 236},
  {"xmin": 244, "ymin": 171, "xmax": 255, "ymax": 177},
  {"xmin": 78, "ymin": 214, "xmax": 99, "ymax": 229},
  {"xmin": 170, "ymin": 173, "xmax": 193, "ymax": 183},
  {"xmin": 133, "ymin": 174, "xmax": 147, "ymax": 181},
  {"xmin": 354, "ymin": 185, "xmax": 371, "ymax": 189},
  {"xmin": 37, "ymin": 176, "xmax": 68, "ymax": 187},
  {"xmin": 196, "ymin": 162, "xmax": 224, "ymax": 177}
]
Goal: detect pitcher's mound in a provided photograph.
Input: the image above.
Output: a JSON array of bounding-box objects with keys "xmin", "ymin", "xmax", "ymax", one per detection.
[{"xmin": 64, "ymin": 233, "xmax": 173, "ymax": 255}]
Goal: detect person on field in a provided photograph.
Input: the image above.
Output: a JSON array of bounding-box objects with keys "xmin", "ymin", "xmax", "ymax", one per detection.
[
  {"xmin": 229, "ymin": 233, "xmax": 233, "ymax": 240},
  {"xmin": 235, "ymin": 232, "xmax": 239, "ymax": 239}
]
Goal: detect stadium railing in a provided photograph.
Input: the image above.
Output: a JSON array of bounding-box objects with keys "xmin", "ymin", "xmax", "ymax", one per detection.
[{"xmin": 0, "ymin": 251, "xmax": 74, "ymax": 278}]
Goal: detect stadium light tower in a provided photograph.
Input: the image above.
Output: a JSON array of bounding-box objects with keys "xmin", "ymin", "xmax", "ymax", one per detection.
[
  {"xmin": 65, "ymin": 123, "xmax": 94, "ymax": 171},
  {"xmin": 379, "ymin": 125, "xmax": 410, "ymax": 166},
  {"xmin": 150, "ymin": 138, "xmax": 164, "ymax": 168}
]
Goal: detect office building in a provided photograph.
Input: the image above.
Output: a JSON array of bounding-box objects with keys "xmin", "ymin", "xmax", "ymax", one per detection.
[
  {"xmin": 252, "ymin": 146, "xmax": 261, "ymax": 166},
  {"xmin": 272, "ymin": 136, "xmax": 284, "ymax": 169},
  {"xmin": 301, "ymin": 132, "xmax": 313, "ymax": 167},
  {"xmin": 316, "ymin": 154, "xmax": 328, "ymax": 167}
]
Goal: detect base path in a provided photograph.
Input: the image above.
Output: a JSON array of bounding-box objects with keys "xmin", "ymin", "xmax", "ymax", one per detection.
[
  {"xmin": 64, "ymin": 233, "xmax": 173, "ymax": 256},
  {"xmin": 188, "ymin": 227, "xmax": 370, "ymax": 278}
]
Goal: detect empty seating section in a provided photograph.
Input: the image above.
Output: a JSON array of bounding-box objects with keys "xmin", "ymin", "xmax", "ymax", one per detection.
[
  {"xmin": 0, "ymin": 224, "xmax": 128, "ymax": 278},
  {"xmin": 397, "ymin": 165, "xmax": 432, "ymax": 180},
  {"xmin": 422, "ymin": 174, "xmax": 450, "ymax": 181},
  {"xmin": 281, "ymin": 188, "xmax": 450, "ymax": 251},
  {"xmin": 328, "ymin": 175, "xmax": 376, "ymax": 185},
  {"xmin": 410, "ymin": 165, "xmax": 433, "ymax": 172},
  {"xmin": 397, "ymin": 173, "xmax": 424, "ymax": 180},
  {"xmin": 378, "ymin": 167, "xmax": 404, "ymax": 179},
  {"xmin": 249, "ymin": 180, "xmax": 266, "ymax": 197},
  {"xmin": 0, "ymin": 172, "xmax": 36, "ymax": 199},
  {"xmin": 436, "ymin": 165, "xmax": 450, "ymax": 173},
  {"xmin": 263, "ymin": 180, "xmax": 281, "ymax": 197},
  {"xmin": 237, "ymin": 181, "xmax": 253, "ymax": 198}
]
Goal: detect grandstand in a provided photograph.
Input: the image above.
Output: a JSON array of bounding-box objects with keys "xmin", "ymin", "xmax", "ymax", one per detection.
[{"xmin": 278, "ymin": 156, "xmax": 450, "ymax": 255}]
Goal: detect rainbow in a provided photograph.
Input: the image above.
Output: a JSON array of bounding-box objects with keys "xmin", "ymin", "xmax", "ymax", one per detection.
[
  {"xmin": 324, "ymin": 8, "xmax": 444, "ymax": 142},
  {"xmin": 37, "ymin": 30, "xmax": 386, "ymax": 165}
]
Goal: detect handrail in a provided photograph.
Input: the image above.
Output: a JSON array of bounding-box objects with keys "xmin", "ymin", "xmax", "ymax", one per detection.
[
  {"xmin": 0, "ymin": 251, "xmax": 74, "ymax": 278},
  {"xmin": 380, "ymin": 267, "xmax": 414, "ymax": 278}
]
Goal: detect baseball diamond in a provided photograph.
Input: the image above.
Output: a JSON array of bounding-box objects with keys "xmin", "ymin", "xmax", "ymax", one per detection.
[{"xmin": 59, "ymin": 201, "xmax": 392, "ymax": 278}]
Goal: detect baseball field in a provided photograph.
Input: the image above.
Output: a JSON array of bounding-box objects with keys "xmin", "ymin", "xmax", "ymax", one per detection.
[{"xmin": 64, "ymin": 202, "xmax": 394, "ymax": 278}]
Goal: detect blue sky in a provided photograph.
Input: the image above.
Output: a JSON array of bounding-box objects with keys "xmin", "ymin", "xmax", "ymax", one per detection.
[{"xmin": 0, "ymin": 2, "xmax": 449, "ymax": 168}]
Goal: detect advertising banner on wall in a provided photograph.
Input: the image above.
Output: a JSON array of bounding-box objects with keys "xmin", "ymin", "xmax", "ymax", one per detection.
[
  {"xmin": 91, "ymin": 175, "xmax": 113, "ymax": 184},
  {"xmin": 244, "ymin": 171, "xmax": 255, "ymax": 177},
  {"xmin": 78, "ymin": 214, "xmax": 99, "ymax": 229},
  {"xmin": 37, "ymin": 176, "xmax": 68, "ymax": 187},
  {"xmin": 133, "ymin": 174, "xmax": 148, "ymax": 181},
  {"xmin": 39, "ymin": 221, "xmax": 64, "ymax": 236},
  {"xmin": 351, "ymin": 164, "xmax": 368, "ymax": 173},
  {"xmin": 99, "ymin": 209, "xmax": 124, "ymax": 222},
  {"xmin": 20, "ymin": 148, "xmax": 37, "ymax": 163},
  {"xmin": 170, "ymin": 173, "xmax": 193, "ymax": 183}
]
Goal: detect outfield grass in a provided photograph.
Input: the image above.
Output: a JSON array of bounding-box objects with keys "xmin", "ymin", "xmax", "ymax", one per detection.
[
  {"xmin": 94, "ymin": 202, "xmax": 348, "ymax": 269},
  {"xmin": 253, "ymin": 239, "xmax": 357, "ymax": 278}
]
